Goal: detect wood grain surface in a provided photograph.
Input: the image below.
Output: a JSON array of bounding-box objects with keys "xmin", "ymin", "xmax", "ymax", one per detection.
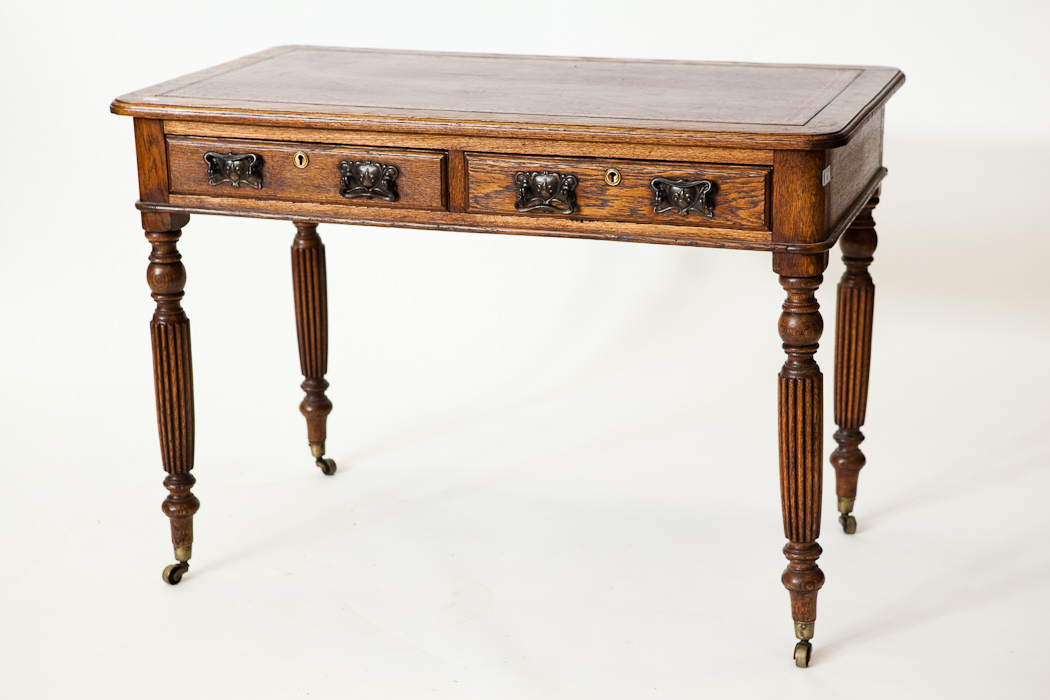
[
  {"xmin": 133, "ymin": 119, "xmax": 188, "ymax": 231},
  {"xmin": 827, "ymin": 110, "xmax": 884, "ymax": 226},
  {"xmin": 291, "ymin": 223, "xmax": 333, "ymax": 449},
  {"xmin": 146, "ymin": 226, "xmax": 199, "ymax": 564},
  {"xmin": 111, "ymin": 46, "xmax": 904, "ymax": 149},
  {"xmin": 832, "ymin": 195, "xmax": 879, "ymax": 502},
  {"xmin": 116, "ymin": 47, "xmax": 904, "ymax": 658},
  {"xmin": 159, "ymin": 195, "xmax": 775, "ymax": 248},
  {"xmin": 163, "ymin": 120, "xmax": 776, "ymax": 165},
  {"xmin": 466, "ymin": 154, "xmax": 769, "ymax": 230},
  {"xmin": 167, "ymin": 136, "xmax": 447, "ymax": 210},
  {"xmin": 777, "ymin": 274, "xmax": 827, "ymax": 625}
]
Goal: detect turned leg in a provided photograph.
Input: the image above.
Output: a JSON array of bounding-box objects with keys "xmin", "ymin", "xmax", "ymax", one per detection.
[
  {"xmin": 147, "ymin": 227, "xmax": 200, "ymax": 585},
  {"xmin": 291, "ymin": 222, "xmax": 336, "ymax": 475},
  {"xmin": 777, "ymin": 274, "xmax": 826, "ymax": 667},
  {"xmin": 831, "ymin": 195, "xmax": 879, "ymax": 534}
]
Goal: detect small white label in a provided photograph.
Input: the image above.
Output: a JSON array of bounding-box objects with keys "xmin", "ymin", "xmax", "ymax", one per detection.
[{"xmin": 821, "ymin": 166, "xmax": 832, "ymax": 186}]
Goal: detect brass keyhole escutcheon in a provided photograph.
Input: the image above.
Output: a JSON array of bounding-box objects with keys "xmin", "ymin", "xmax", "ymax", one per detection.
[
  {"xmin": 293, "ymin": 152, "xmax": 309, "ymax": 168},
  {"xmin": 604, "ymin": 168, "xmax": 621, "ymax": 186}
]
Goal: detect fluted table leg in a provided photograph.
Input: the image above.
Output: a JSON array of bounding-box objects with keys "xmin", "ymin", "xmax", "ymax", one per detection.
[
  {"xmin": 147, "ymin": 227, "xmax": 199, "ymax": 585},
  {"xmin": 291, "ymin": 222, "xmax": 336, "ymax": 475},
  {"xmin": 831, "ymin": 195, "xmax": 879, "ymax": 534},
  {"xmin": 777, "ymin": 274, "xmax": 826, "ymax": 667}
]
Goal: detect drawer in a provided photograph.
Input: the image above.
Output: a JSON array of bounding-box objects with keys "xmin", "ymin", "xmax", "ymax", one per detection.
[
  {"xmin": 167, "ymin": 136, "xmax": 447, "ymax": 211},
  {"xmin": 466, "ymin": 154, "xmax": 769, "ymax": 229}
]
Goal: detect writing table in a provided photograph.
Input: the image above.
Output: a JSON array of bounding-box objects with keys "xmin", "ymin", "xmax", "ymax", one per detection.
[{"xmin": 111, "ymin": 46, "xmax": 904, "ymax": 667}]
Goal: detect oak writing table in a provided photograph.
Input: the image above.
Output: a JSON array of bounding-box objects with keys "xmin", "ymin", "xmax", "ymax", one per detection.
[{"xmin": 111, "ymin": 46, "xmax": 904, "ymax": 667}]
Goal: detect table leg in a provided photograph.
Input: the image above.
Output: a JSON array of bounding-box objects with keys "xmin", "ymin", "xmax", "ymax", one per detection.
[
  {"xmin": 777, "ymin": 273, "xmax": 826, "ymax": 667},
  {"xmin": 831, "ymin": 195, "xmax": 879, "ymax": 534},
  {"xmin": 147, "ymin": 227, "xmax": 199, "ymax": 585},
  {"xmin": 291, "ymin": 222, "xmax": 336, "ymax": 475}
]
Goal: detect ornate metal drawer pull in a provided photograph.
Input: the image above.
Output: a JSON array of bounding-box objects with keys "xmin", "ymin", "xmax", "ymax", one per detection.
[
  {"xmin": 514, "ymin": 171, "xmax": 578, "ymax": 214},
  {"xmin": 651, "ymin": 177, "xmax": 716, "ymax": 217},
  {"xmin": 339, "ymin": 160, "xmax": 399, "ymax": 201},
  {"xmin": 204, "ymin": 151, "xmax": 263, "ymax": 189}
]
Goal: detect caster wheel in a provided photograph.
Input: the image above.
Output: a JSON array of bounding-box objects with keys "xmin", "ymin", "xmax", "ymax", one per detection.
[
  {"xmin": 840, "ymin": 513, "xmax": 857, "ymax": 534},
  {"xmin": 162, "ymin": 562, "xmax": 189, "ymax": 585},
  {"xmin": 794, "ymin": 641, "xmax": 812, "ymax": 668},
  {"xmin": 316, "ymin": 458, "xmax": 337, "ymax": 476}
]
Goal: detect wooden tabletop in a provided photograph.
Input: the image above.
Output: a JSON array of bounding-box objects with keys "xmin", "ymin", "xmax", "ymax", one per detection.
[{"xmin": 112, "ymin": 46, "xmax": 903, "ymax": 149}]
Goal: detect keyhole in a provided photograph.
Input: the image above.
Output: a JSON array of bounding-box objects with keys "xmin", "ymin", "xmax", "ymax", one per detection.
[
  {"xmin": 294, "ymin": 152, "xmax": 309, "ymax": 169},
  {"xmin": 604, "ymin": 168, "xmax": 621, "ymax": 186}
]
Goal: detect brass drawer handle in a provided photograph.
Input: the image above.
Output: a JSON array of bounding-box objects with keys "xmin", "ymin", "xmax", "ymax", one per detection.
[
  {"xmin": 339, "ymin": 160, "xmax": 399, "ymax": 202},
  {"xmin": 514, "ymin": 171, "xmax": 578, "ymax": 214},
  {"xmin": 651, "ymin": 177, "xmax": 715, "ymax": 217},
  {"xmin": 203, "ymin": 151, "xmax": 263, "ymax": 189}
]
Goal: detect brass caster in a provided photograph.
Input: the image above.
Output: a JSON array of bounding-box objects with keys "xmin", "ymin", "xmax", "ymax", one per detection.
[
  {"xmin": 840, "ymin": 513, "xmax": 857, "ymax": 534},
  {"xmin": 794, "ymin": 640, "xmax": 812, "ymax": 668},
  {"xmin": 162, "ymin": 561, "xmax": 190, "ymax": 585},
  {"xmin": 316, "ymin": 458, "xmax": 337, "ymax": 476}
]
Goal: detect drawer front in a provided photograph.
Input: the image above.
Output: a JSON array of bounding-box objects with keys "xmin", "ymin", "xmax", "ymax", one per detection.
[
  {"xmin": 466, "ymin": 154, "xmax": 768, "ymax": 229},
  {"xmin": 167, "ymin": 136, "xmax": 447, "ymax": 211}
]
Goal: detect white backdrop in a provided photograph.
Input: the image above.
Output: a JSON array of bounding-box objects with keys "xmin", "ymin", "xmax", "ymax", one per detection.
[{"xmin": 2, "ymin": 2, "xmax": 1049, "ymax": 698}]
